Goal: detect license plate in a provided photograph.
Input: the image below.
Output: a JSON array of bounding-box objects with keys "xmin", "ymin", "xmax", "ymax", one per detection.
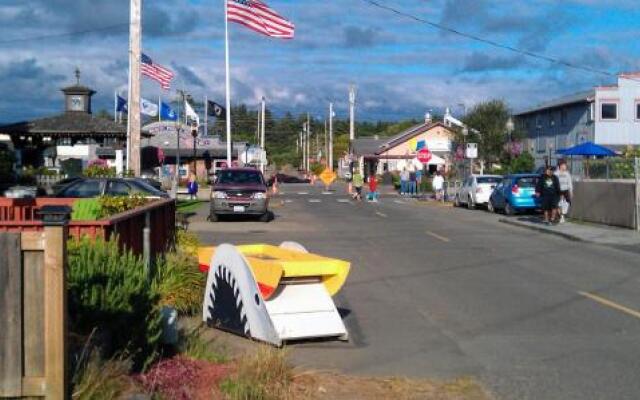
[{"xmin": 233, "ymin": 205, "xmax": 245, "ymax": 213}]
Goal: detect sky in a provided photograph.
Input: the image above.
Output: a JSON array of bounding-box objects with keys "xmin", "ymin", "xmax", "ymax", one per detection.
[{"xmin": 0, "ymin": 0, "xmax": 639, "ymax": 123}]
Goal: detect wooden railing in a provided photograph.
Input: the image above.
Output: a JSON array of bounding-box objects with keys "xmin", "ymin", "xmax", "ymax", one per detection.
[
  {"xmin": 0, "ymin": 198, "xmax": 176, "ymax": 261},
  {"xmin": 0, "ymin": 214, "xmax": 68, "ymax": 399}
]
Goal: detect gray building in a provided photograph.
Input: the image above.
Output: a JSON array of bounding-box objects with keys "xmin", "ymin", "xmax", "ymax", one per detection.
[{"xmin": 514, "ymin": 91, "xmax": 595, "ymax": 166}]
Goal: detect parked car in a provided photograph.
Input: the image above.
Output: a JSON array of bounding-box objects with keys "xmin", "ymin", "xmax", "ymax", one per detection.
[
  {"xmin": 55, "ymin": 178, "xmax": 169, "ymax": 198},
  {"xmin": 455, "ymin": 174, "xmax": 502, "ymax": 209},
  {"xmin": 51, "ymin": 176, "xmax": 83, "ymax": 195},
  {"xmin": 266, "ymin": 173, "xmax": 310, "ymax": 186},
  {"xmin": 488, "ymin": 174, "xmax": 540, "ymax": 215},
  {"xmin": 209, "ymin": 168, "xmax": 270, "ymax": 222}
]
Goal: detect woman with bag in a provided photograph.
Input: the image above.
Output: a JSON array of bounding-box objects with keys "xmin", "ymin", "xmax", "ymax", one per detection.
[{"xmin": 555, "ymin": 160, "xmax": 573, "ymax": 223}]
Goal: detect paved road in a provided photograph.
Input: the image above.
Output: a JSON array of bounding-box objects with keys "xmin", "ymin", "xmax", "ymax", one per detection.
[{"xmin": 192, "ymin": 183, "xmax": 640, "ymax": 400}]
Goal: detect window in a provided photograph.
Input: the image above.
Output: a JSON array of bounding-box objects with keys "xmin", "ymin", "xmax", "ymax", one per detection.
[
  {"xmin": 106, "ymin": 180, "xmax": 131, "ymax": 196},
  {"xmin": 477, "ymin": 177, "xmax": 501, "ymax": 185},
  {"xmin": 535, "ymin": 115, "xmax": 542, "ymax": 128},
  {"xmin": 62, "ymin": 180, "xmax": 102, "ymax": 197},
  {"xmin": 636, "ymin": 101, "xmax": 640, "ymax": 121},
  {"xmin": 560, "ymin": 109, "xmax": 568, "ymax": 126},
  {"xmin": 536, "ymin": 135, "xmax": 545, "ymax": 153},
  {"xmin": 601, "ymin": 102, "xmax": 618, "ymax": 120},
  {"xmin": 549, "ymin": 114, "xmax": 555, "ymax": 127},
  {"xmin": 589, "ymin": 103, "xmax": 595, "ymax": 122},
  {"xmin": 216, "ymin": 170, "xmax": 264, "ymax": 185}
]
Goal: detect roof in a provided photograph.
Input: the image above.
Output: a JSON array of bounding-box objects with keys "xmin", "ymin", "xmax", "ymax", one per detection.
[
  {"xmin": 515, "ymin": 90, "xmax": 595, "ymax": 116},
  {"xmin": 352, "ymin": 121, "xmax": 452, "ymax": 156},
  {"xmin": 0, "ymin": 112, "xmax": 126, "ymax": 136}
]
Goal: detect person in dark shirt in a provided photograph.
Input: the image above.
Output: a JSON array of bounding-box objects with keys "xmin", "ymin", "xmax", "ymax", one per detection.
[{"xmin": 535, "ymin": 166, "xmax": 561, "ymax": 225}]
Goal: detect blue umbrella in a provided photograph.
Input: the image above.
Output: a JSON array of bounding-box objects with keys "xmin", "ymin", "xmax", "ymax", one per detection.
[{"xmin": 557, "ymin": 141, "xmax": 617, "ymax": 157}]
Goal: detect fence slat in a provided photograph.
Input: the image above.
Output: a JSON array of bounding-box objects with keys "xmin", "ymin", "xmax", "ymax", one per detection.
[
  {"xmin": 0, "ymin": 233, "xmax": 23, "ymax": 397},
  {"xmin": 43, "ymin": 225, "xmax": 67, "ymax": 399},
  {"xmin": 23, "ymin": 251, "xmax": 45, "ymax": 379}
]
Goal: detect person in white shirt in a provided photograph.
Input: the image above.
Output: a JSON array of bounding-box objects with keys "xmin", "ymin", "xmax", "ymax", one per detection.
[
  {"xmin": 432, "ymin": 170, "xmax": 445, "ymax": 201},
  {"xmin": 554, "ymin": 160, "xmax": 573, "ymax": 223}
]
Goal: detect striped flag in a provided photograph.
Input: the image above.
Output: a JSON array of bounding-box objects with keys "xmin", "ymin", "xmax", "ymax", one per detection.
[
  {"xmin": 141, "ymin": 53, "xmax": 174, "ymax": 90},
  {"xmin": 227, "ymin": 0, "xmax": 294, "ymax": 39}
]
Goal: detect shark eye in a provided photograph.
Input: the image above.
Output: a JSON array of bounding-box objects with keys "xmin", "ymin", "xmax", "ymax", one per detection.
[{"xmin": 254, "ymin": 293, "xmax": 260, "ymax": 306}]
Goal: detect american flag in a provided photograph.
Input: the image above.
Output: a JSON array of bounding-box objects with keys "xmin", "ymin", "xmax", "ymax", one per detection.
[
  {"xmin": 141, "ymin": 53, "xmax": 174, "ymax": 90},
  {"xmin": 227, "ymin": 0, "xmax": 294, "ymax": 39}
]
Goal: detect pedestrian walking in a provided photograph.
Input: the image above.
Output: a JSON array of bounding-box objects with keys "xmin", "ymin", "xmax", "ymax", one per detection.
[
  {"xmin": 352, "ymin": 170, "xmax": 364, "ymax": 201},
  {"xmin": 368, "ymin": 174, "xmax": 379, "ymax": 202},
  {"xmin": 432, "ymin": 170, "xmax": 444, "ymax": 201},
  {"xmin": 535, "ymin": 166, "xmax": 561, "ymax": 225},
  {"xmin": 400, "ymin": 168, "xmax": 410, "ymax": 196},
  {"xmin": 187, "ymin": 173, "xmax": 199, "ymax": 200},
  {"xmin": 416, "ymin": 168, "xmax": 423, "ymax": 196},
  {"xmin": 555, "ymin": 160, "xmax": 573, "ymax": 223}
]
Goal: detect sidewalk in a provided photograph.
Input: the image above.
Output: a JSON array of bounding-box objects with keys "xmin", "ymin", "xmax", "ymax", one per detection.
[{"xmin": 500, "ymin": 216, "xmax": 640, "ymax": 247}]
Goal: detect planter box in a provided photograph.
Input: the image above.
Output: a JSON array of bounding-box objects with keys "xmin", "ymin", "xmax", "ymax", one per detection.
[{"xmin": 0, "ymin": 197, "xmax": 176, "ymax": 259}]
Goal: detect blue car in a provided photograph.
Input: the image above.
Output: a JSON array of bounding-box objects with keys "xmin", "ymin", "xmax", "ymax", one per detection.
[{"xmin": 488, "ymin": 174, "xmax": 540, "ymax": 215}]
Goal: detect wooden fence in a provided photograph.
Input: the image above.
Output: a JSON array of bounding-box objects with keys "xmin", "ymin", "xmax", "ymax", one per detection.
[{"xmin": 0, "ymin": 212, "xmax": 68, "ymax": 399}]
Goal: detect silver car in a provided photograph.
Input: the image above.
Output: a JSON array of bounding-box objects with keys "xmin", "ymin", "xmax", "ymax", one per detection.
[{"xmin": 455, "ymin": 175, "xmax": 502, "ymax": 209}]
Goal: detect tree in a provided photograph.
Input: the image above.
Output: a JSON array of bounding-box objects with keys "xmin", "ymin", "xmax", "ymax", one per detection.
[
  {"xmin": 462, "ymin": 100, "xmax": 517, "ymax": 164},
  {"xmin": 505, "ymin": 152, "xmax": 535, "ymax": 173}
]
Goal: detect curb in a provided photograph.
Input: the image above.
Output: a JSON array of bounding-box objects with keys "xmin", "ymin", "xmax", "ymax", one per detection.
[{"xmin": 499, "ymin": 218, "xmax": 585, "ymax": 243}]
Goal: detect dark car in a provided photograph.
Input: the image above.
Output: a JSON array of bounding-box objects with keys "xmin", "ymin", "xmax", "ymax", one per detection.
[
  {"xmin": 55, "ymin": 177, "xmax": 169, "ymax": 198},
  {"xmin": 209, "ymin": 168, "xmax": 270, "ymax": 222},
  {"xmin": 51, "ymin": 176, "xmax": 83, "ymax": 195},
  {"xmin": 488, "ymin": 174, "xmax": 540, "ymax": 215},
  {"xmin": 266, "ymin": 173, "xmax": 310, "ymax": 186}
]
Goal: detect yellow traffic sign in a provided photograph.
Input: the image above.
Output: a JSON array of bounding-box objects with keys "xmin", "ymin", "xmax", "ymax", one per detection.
[{"xmin": 319, "ymin": 168, "xmax": 337, "ymax": 186}]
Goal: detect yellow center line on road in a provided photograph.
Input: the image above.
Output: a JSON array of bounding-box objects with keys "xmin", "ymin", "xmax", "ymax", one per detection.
[
  {"xmin": 375, "ymin": 211, "xmax": 387, "ymax": 218},
  {"xmin": 579, "ymin": 291, "xmax": 640, "ymax": 320},
  {"xmin": 425, "ymin": 230, "xmax": 451, "ymax": 242}
]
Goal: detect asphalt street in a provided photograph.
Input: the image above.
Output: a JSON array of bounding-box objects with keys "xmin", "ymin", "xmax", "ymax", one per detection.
[{"xmin": 192, "ymin": 183, "xmax": 640, "ymax": 400}]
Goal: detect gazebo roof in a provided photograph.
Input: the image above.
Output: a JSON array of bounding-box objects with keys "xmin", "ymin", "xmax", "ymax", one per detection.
[{"xmin": 0, "ymin": 112, "xmax": 126, "ymax": 136}]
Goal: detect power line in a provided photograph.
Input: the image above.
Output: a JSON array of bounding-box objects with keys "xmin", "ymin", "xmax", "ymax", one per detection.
[
  {"xmin": 362, "ymin": 0, "xmax": 620, "ymax": 79},
  {"xmin": 0, "ymin": 23, "xmax": 129, "ymax": 45}
]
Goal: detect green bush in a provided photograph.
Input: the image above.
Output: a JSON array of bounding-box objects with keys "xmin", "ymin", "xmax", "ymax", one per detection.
[
  {"xmin": 97, "ymin": 195, "xmax": 149, "ymax": 218},
  {"xmin": 310, "ymin": 162, "xmax": 325, "ymax": 176},
  {"xmin": 67, "ymin": 236, "xmax": 162, "ymax": 371},
  {"xmin": 505, "ymin": 152, "xmax": 535, "ymax": 174},
  {"xmin": 420, "ymin": 179, "xmax": 432, "ymax": 193},
  {"xmin": 71, "ymin": 199, "xmax": 102, "ymax": 221},
  {"xmin": 84, "ymin": 165, "xmax": 116, "ymax": 177},
  {"xmin": 152, "ymin": 250, "xmax": 205, "ymax": 315}
]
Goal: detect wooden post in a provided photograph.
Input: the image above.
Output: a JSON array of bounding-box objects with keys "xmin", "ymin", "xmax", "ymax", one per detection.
[
  {"xmin": 0, "ymin": 233, "xmax": 22, "ymax": 397},
  {"xmin": 127, "ymin": 0, "xmax": 142, "ymax": 176},
  {"xmin": 40, "ymin": 205, "xmax": 71, "ymax": 399}
]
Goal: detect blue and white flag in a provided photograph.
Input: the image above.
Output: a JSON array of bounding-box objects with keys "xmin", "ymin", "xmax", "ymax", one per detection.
[
  {"xmin": 140, "ymin": 97, "xmax": 159, "ymax": 117},
  {"xmin": 160, "ymin": 102, "xmax": 177, "ymax": 121},
  {"xmin": 116, "ymin": 95, "xmax": 127, "ymax": 112}
]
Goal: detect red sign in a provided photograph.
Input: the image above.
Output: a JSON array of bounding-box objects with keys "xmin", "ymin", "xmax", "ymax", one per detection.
[{"xmin": 417, "ymin": 148, "xmax": 432, "ymax": 163}]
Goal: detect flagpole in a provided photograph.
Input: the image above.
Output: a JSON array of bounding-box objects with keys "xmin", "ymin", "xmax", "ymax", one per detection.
[
  {"xmin": 224, "ymin": 0, "xmax": 232, "ymax": 165},
  {"xmin": 158, "ymin": 94, "xmax": 162, "ymax": 122},
  {"xmin": 260, "ymin": 96, "xmax": 266, "ymax": 173},
  {"xmin": 114, "ymin": 91, "xmax": 117, "ymax": 122},
  {"xmin": 204, "ymin": 95, "xmax": 208, "ymax": 137}
]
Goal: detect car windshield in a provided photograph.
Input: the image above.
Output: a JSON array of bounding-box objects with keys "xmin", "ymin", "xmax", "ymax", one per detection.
[
  {"xmin": 477, "ymin": 177, "xmax": 501, "ymax": 184},
  {"xmin": 516, "ymin": 177, "xmax": 538, "ymax": 188},
  {"xmin": 216, "ymin": 170, "xmax": 263, "ymax": 185}
]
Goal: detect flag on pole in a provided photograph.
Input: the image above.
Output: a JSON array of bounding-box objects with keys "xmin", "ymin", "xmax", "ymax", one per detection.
[
  {"xmin": 116, "ymin": 95, "xmax": 128, "ymax": 112},
  {"xmin": 207, "ymin": 100, "xmax": 226, "ymax": 119},
  {"xmin": 160, "ymin": 102, "xmax": 178, "ymax": 121},
  {"xmin": 226, "ymin": 0, "xmax": 295, "ymax": 39},
  {"xmin": 185, "ymin": 100, "xmax": 200, "ymax": 126},
  {"xmin": 141, "ymin": 97, "xmax": 159, "ymax": 116},
  {"xmin": 141, "ymin": 53, "xmax": 174, "ymax": 89}
]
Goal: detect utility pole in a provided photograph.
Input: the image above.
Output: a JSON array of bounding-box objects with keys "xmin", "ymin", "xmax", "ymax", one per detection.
[
  {"xmin": 260, "ymin": 96, "xmax": 266, "ymax": 173},
  {"xmin": 349, "ymin": 84, "xmax": 356, "ymax": 142},
  {"xmin": 329, "ymin": 102, "xmax": 334, "ymax": 171},
  {"xmin": 324, "ymin": 118, "xmax": 328, "ymax": 168},
  {"xmin": 127, "ymin": 0, "xmax": 142, "ymax": 176},
  {"xmin": 306, "ymin": 113, "xmax": 311, "ymax": 172},
  {"xmin": 301, "ymin": 124, "xmax": 306, "ymax": 171}
]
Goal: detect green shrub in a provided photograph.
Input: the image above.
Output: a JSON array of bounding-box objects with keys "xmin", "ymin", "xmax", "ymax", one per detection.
[
  {"xmin": 420, "ymin": 179, "xmax": 432, "ymax": 193},
  {"xmin": 67, "ymin": 236, "xmax": 162, "ymax": 371},
  {"xmin": 178, "ymin": 327, "xmax": 227, "ymax": 363},
  {"xmin": 175, "ymin": 228, "xmax": 200, "ymax": 255},
  {"xmin": 97, "ymin": 195, "xmax": 149, "ymax": 218},
  {"xmin": 310, "ymin": 162, "xmax": 325, "ymax": 176},
  {"xmin": 85, "ymin": 164, "xmax": 116, "ymax": 177},
  {"xmin": 152, "ymin": 251, "xmax": 205, "ymax": 315},
  {"xmin": 71, "ymin": 199, "xmax": 101, "ymax": 221}
]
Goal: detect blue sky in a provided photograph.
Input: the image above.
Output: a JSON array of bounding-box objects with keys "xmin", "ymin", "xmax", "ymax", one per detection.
[{"xmin": 0, "ymin": 0, "xmax": 639, "ymax": 123}]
